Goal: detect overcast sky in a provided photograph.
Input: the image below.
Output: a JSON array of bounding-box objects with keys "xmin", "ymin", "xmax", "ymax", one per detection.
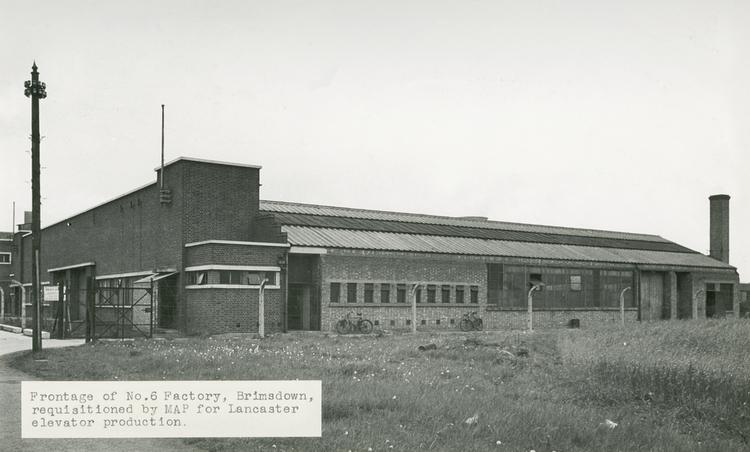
[{"xmin": 1, "ymin": 1, "xmax": 748, "ymax": 279}]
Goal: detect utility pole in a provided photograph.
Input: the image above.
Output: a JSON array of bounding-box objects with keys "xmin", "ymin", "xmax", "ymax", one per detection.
[{"xmin": 24, "ymin": 62, "xmax": 47, "ymax": 353}]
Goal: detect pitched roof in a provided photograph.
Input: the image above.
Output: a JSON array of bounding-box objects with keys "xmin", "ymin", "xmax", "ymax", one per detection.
[{"xmin": 259, "ymin": 200, "xmax": 733, "ymax": 269}]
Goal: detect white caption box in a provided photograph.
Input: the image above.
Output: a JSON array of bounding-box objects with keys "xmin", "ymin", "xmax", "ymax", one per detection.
[{"xmin": 22, "ymin": 380, "xmax": 321, "ymax": 438}]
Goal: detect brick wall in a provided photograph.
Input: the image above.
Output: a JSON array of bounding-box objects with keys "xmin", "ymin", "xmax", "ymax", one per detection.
[
  {"xmin": 319, "ymin": 251, "xmax": 487, "ymax": 331},
  {"xmin": 180, "ymin": 161, "xmax": 260, "ymax": 244},
  {"xmin": 185, "ymin": 287, "xmax": 283, "ymax": 335},
  {"xmin": 315, "ymin": 249, "xmax": 736, "ymax": 332},
  {"xmin": 184, "ymin": 242, "xmax": 287, "ymax": 335}
]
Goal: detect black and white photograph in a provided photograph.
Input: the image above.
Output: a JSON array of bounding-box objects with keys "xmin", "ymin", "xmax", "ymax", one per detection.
[{"xmin": 1, "ymin": 1, "xmax": 749, "ymax": 451}]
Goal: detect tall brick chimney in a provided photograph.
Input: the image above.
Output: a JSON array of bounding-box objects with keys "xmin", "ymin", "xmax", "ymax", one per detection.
[{"xmin": 709, "ymin": 194, "xmax": 730, "ymax": 263}]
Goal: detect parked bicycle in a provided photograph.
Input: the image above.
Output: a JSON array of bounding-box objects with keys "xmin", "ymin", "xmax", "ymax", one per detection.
[
  {"xmin": 335, "ymin": 311, "xmax": 374, "ymax": 335},
  {"xmin": 459, "ymin": 311, "xmax": 483, "ymax": 332}
]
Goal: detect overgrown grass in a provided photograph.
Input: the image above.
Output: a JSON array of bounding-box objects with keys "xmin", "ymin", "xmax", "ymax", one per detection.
[{"xmin": 11, "ymin": 320, "xmax": 750, "ymax": 451}]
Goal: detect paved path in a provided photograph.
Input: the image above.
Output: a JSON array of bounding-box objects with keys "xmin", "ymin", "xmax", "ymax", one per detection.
[{"xmin": 0, "ymin": 330, "xmax": 204, "ymax": 451}]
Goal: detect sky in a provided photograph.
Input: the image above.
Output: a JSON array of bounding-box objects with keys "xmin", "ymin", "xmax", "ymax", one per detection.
[{"xmin": 1, "ymin": 1, "xmax": 748, "ymax": 279}]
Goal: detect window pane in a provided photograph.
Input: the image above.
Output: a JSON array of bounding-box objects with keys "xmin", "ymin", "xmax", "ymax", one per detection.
[
  {"xmin": 441, "ymin": 285, "xmax": 450, "ymax": 303},
  {"xmin": 330, "ymin": 283, "xmax": 341, "ymax": 303},
  {"xmin": 381, "ymin": 284, "xmax": 390, "ymax": 303},
  {"xmin": 347, "ymin": 283, "xmax": 357, "ymax": 303},
  {"xmin": 397, "ymin": 284, "xmax": 406, "ymax": 303},
  {"xmin": 427, "ymin": 285, "xmax": 436, "ymax": 303},
  {"xmin": 455, "ymin": 285, "xmax": 464, "ymax": 304},
  {"xmin": 470, "ymin": 286, "xmax": 479, "ymax": 304},
  {"xmin": 364, "ymin": 283, "xmax": 374, "ymax": 303}
]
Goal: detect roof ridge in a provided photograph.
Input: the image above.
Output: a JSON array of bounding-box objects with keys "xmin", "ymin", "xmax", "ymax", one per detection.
[{"xmin": 259, "ymin": 199, "xmax": 667, "ymax": 242}]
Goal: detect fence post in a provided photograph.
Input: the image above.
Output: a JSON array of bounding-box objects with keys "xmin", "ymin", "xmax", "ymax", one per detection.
[
  {"xmin": 86, "ymin": 278, "xmax": 95, "ymax": 343},
  {"xmin": 527, "ymin": 284, "xmax": 542, "ymax": 332},
  {"xmin": 258, "ymin": 278, "xmax": 268, "ymax": 338},
  {"xmin": 619, "ymin": 287, "xmax": 631, "ymax": 326}
]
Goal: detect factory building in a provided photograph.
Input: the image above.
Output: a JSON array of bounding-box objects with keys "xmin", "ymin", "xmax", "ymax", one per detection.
[{"xmin": 1, "ymin": 158, "xmax": 741, "ymax": 336}]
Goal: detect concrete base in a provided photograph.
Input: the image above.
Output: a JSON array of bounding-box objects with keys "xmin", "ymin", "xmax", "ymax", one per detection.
[
  {"xmin": 0, "ymin": 324, "xmax": 23, "ymax": 334},
  {"xmin": 21, "ymin": 328, "xmax": 50, "ymax": 339}
]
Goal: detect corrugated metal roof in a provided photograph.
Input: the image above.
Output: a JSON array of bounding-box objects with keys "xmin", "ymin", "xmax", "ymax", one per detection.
[
  {"xmin": 269, "ymin": 212, "xmax": 693, "ymax": 253},
  {"xmin": 260, "ymin": 200, "xmax": 668, "ymax": 243},
  {"xmin": 281, "ymin": 226, "xmax": 732, "ymax": 269}
]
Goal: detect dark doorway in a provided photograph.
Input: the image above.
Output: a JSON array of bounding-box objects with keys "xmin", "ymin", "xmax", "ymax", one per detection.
[
  {"xmin": 158, "ymin": 275, "xmax": 178, "ymax": 329},
  {"xmin": 288, "ymin": 284, "xmax": 320, "ymax": 331},
  {"xmin": 706, "ymin": 291, "xmax": 717, "ymax": 318},
  {"xmin": 287, "ymin": 254, "xmax": 321, "ymax": 331}
]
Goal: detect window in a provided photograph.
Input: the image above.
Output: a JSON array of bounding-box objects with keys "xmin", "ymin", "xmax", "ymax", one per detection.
[
  {"xmin": 441, "ymin": 285, "xmax": 451, "ymax": 303},
  {"xmin": 470, "ymin": 286, "xmax": 479, "ymax": 304},
  {"xmin": 427, "ymin": 285, "xmax": 436, "ymax": 303},
  {"xmin": 381, "ymin": 284, "xmax": 391, "ymax": 303},
  {"xmin": 330, "ymin": 283, "xmax": 341, "ymax": 303},
  {"xmin": 0, "ymin": 252, "xmax": 10, "ymax": 264},
  {"xmin": 364, "ymin": 283, "xmax": 374, "ymax": 303},
  {"xmin": 570, "ymin": 275, "xmax": 582, "ymax": 291},
  {"xmin": 455, "ymin": 285, "xmax": 465, "ymax": 304},
  {"xmin": 397, "ymin": 284, "xmax": 406, "ymax": 303},
  {"xmin": 487, "ymin": 263, "xmax": 503, "ymax": 304},
  {"xmin": 186, "ymin": 270, "xmax": 278, "ymax": 287},
  {"xmin": 415, "ymin": 287, "xmax": 422, "ymax": 303},
  {"xmin": 347, "ymin": 283, "xmax": 357, "ymax": 303}
]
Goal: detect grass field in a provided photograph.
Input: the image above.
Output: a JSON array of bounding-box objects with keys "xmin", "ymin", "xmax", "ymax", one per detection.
[{"xmin": 11, "ymin": 320, "xmax": 750, "ymax": 452}]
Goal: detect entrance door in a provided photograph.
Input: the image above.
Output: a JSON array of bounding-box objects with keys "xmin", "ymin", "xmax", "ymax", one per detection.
[
  {"xmin": 287, "ymin": 284, "xmax": 320, "ymax": 330},
  {"xmin": 706, "ymin": 291, "xmax": 717, "ymax": 318},
  {"xmin": 158, "ymin": 275, "xmax": 178, "ymax": 329},
  {"xmin": 288, "ymin": 285, "xmax": 304, "ymax": 330}
]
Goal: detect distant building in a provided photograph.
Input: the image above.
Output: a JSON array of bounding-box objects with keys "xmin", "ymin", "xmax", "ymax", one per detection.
[
  {"xmin": 5, "ymin": 157, "xmax": 741, "ymax": 336},
  {"xmin": 0, "ymin": 231, "xmax": 13, "ymax": 318}
]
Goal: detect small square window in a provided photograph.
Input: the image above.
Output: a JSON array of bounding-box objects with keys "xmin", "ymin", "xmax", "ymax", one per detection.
[
  {"xmin": 420, "ymin": 319, "xmax": 426, "ymax": 325},
  {"xmin": 450, "ymin": 319, "xmax": 455, "ymax": 325},
  {"xmin": 374, "ymin": 320, "xmax": 380, "ymax": 326},
  {"xmin": 390, "ymin": 320, "xmax": 395, "ymax": 326},
  {"xmin": 406, "ymin": 319, "xmax": 412, "ymax": 326},
  {"xmin": 0, "ymin": 252, "xmax": 10, "ymax": 264},
  {"xmin": 436, "ymin": 319, "xmax": 441, "ymax": 325}
]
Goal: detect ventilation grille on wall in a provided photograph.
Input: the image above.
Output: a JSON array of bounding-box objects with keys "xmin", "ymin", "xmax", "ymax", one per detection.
[{"xmin": 159, "ymin": 189, "xmax": 172, "ymax": 204}]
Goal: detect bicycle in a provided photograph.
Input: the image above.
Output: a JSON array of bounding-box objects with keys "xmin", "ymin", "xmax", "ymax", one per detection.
[
  {"xmin": 335, "ymin": 311, "xmax": 374, "ymax": 335},
  {"xmin": 459, "ymin": 311, "xmax": 483, "ymax": 332}
]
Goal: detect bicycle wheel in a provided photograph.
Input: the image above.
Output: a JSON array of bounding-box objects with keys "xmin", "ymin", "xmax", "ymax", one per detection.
[
  {"xmin": 358, "ymin": 319, "xmax": 373, "ymax": 334},
  {"xmin": 473, "ymin": 318, "xmax": 483, "ymax": 331},
  {"xmin": 335, "ymin": 319, "xmax": 349, "ymax": 335},
  {"xmin": 459, "ymin": 318, "xmax": 473, "ymax": 332}
]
